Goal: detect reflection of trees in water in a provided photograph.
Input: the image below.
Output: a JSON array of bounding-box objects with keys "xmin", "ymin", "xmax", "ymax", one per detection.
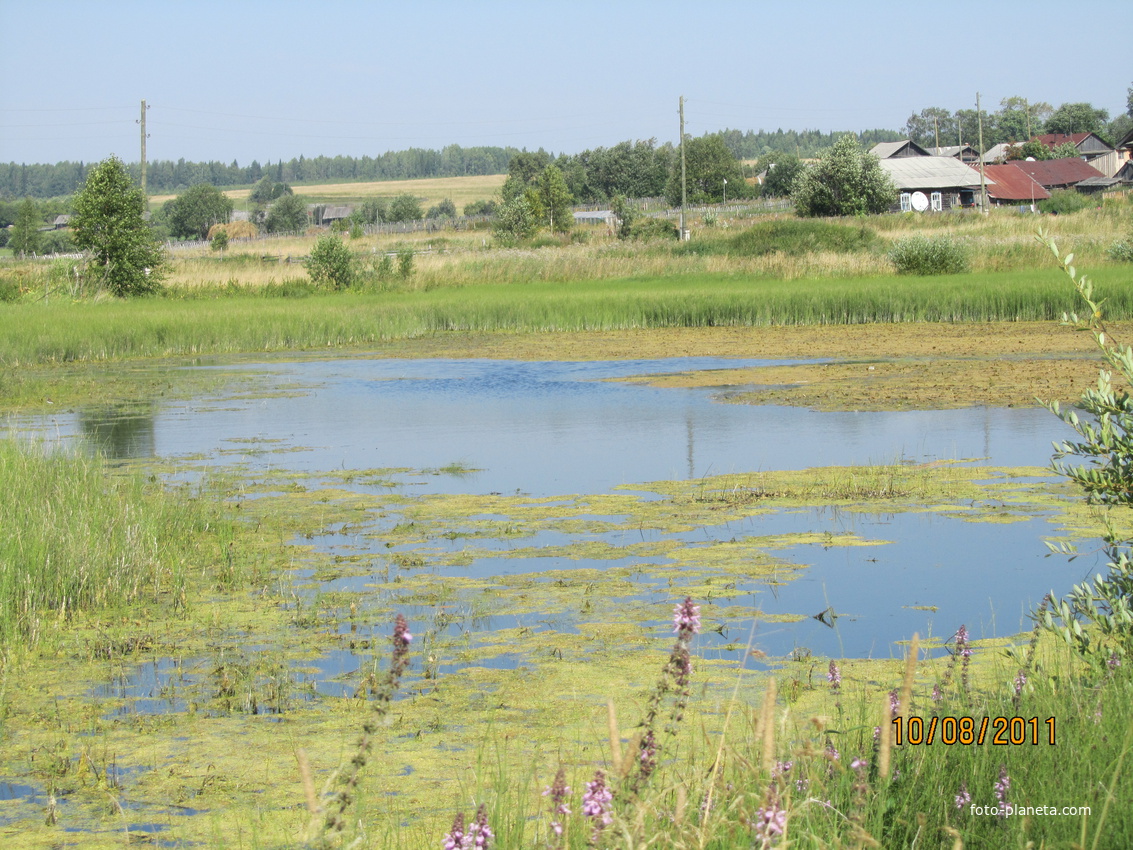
[{"xmin": 78, "ymin": 406, "xmax": 156, "ymax": 459}]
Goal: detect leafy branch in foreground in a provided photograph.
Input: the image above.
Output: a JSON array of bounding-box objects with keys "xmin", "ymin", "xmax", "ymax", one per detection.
[{"xmin": 1038, "ymin": 231, "xmax": 1133, "ymax": 670}]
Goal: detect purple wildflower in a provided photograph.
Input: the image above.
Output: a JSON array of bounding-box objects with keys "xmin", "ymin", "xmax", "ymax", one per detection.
[
  {"xmin": 772, "ymin": 760, "xmax": 793, "ymax": 779},
  {"xmin": 795, "ymin": 777, "xmax": 810, "ymax": 793},
  {"xmin": 1109, "ymin": 652, "xmax": 1121, "ymax": 670},
  {"xmin": 582, "ymin": 770, "xmax": 613, "ymax": 837},
  {"xmin": 543, "ymin": 767, "xmax": 571, "ymax": 840},
  {"xmin": 753, "ymin": 795, "xmax": 787, "ymax": 847},
  {"xmin": 469, "ymin": 804, "xmax": 493, "ymax": 849},
  {"xmin": 994, "ymin": 765, "xmax": 1011, "ymax": 817},
  {"xmin": 825, "ymin": 743, "xmax": 840, "ymax": 761},
  {"xmin": 392, "ymin": 614, "xmax": 413, "ymax": 681},
  {"xmin": 954, "ymin": 782, "xmax": 970, "ymax": 810},
  {"xmin": 888, "ymin": 689, "xmax": 900, "ymax": 718},
  {"xmin": 443, "ymin": 812, "xmax": 468, "ymax": 850},
  {"xmin": 673, "ymin": 597, "xmax": 701, "ymax": 637},
  {"xmin": 1013, "ymin": 670, "xmax": 1026, "ymax": 697},
  {"xmin": 638, "ymin": 729, "xmax": 658, "ymax": 782},
  {"xmin": 851, "ymin": 758, "xmax": 868, "ymax": 772},
  {"xmin": 953, "ymin": 624, "xmax": 972, "ymax": 658},
  {"xmin": 931, "ymin": 683, "xmax": 942, "ymax": 703},
  {"xmin": 827, "ymin": 661, "xmax": 841, "ymax": 690}
]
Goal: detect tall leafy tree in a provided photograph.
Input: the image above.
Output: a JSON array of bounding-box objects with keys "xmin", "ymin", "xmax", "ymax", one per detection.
[
  {"xmin": 164, "ymin": 183, "xmax": 234, "ymax": 240},
  {"xmin": 388, "ymin": 193, "xmax": 423, "ymax": 222},
  {"xmin": 758, "ymin": 153, "xmax": 803, "ymax": 198},
  {"xmin": 264, "ymin": 193, "xmax": 309, "ymax": 233},
  {"xmin": 1045, "ymin": 102, "xmax": 1110, "ymax": 137},
  {"xmin": 793, "ymin": 135, "xmax": 896, "ymax": 218},
  {"xmin": 9, "ymin": 198, "xmax": 42, "ymax": 257},
  {"xmin": 996, "ymin": 97, "xmax": 1053, "ymax": 143},
  {"xmin": 537, "ymin": 165, "xmax": 573, "ymax": 232},
  {"xmin": 70, "ymin": 156, "xmax": 164, "ymax": 296},
  {"xmin": 665, "ymin": 135, "xmax": 747, "ymax": 206}
]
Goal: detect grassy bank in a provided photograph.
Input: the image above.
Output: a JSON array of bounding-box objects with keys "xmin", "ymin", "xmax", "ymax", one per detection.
[
  {"xmin": 0, "ymin": 440, "xmax": 229, "ymax": 663},
  {"xmin": 4, "ymin": 266, "xmax": 1133, "ymax": 370}
]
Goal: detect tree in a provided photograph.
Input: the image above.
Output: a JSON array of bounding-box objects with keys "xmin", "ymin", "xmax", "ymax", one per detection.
[
  {"xmin": 903, "ymin": 107, "xmax": 956, "ymax": 148},
  {"xmin": 793, "ymin": 135, "xmax": 897, "ymax": 218},
  {"xmin": 70, "ymin": 155, "xmax": 164, "ymax": 296},
  {"xmin": 9, "ymin": 198, "xmax": 42, "ymax": 257},
  {"xmin": 426, "ymin": 198, "xmax": 457, "ymax": 220},
  {"xmin": 1045, "ymin": 102, "xmax": 1110, "ymax": 137},
  {"xmin": 264, "ymin": 193, "xmax": 309, "ymax": 233},
  {"xmin": 501, "ymin": 151, "xmax": 552, "ymax": 201},
  {"xmin": 492, "ymin": 195, "xmax": 536, "ymax": 242},
  {"xmin": 306, "ymin": 235, "xmax": 355, "ymax": 289},
  {"xmin": 665, "ymin": 135, "xmax": 748, "ymax": 206},
  {"xmin": 249, "ymin": 175, "xmax": 292, "ymax": 204},
  {"xmin": 996, "ymin": 97, "xmax": 1053, "ymax": 143},
  {"xmin": 164, "ymin": 183, "xmax": 234, "ymax": 240},
  {"xmin": 610, "ymin": 194, "xmax": 636, "ymax": 240},
  {"xmin": 758, "ymin": 153, "xmax": 803, "ymax": 198},
  {"xmin": 537, "ymin": 165, "xmax": 573, "ymax": 232},
  {"xmin": 388, "ymin": 193, "xmax": 423, "ymax": 222}
]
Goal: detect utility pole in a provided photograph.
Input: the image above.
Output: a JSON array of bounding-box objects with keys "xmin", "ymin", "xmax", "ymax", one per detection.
[
  {"xmin": 934, "ymin": 117, "xmax": 940, "ymax": 153},
  {"xmin": 138, "ymin": 99, "xmax": 149, "ymax": 211},
  {"xmin": 679, "ymin": 95, "xmax": 687, "ymax": 241},
  {"xmin": 977, "ymin": 92, "xmax": 989, "ymax": 216}
]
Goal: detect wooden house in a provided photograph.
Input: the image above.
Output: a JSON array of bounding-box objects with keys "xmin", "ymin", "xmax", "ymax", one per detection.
[
  {"xmin": 1003, "ymin": 157, "xmax": 1105, "ymax": 191},
  {"xmin": 1032, "ymin": 133, "xmax": 1118, "ymax": 177},
  {"xmin": 930, "ymin": 144, "xmax": 979, "ymax": 163},
  {"xmin": 980, "ymin": 165, "xmax": 1050, "ymax": 207},
  {"xmin": 869, "ymin": 140, "xmax": 931, "ymax": 159},
  {"xmin": 875, "ymin": 156, "xmax": 986, "ymax": 211}
]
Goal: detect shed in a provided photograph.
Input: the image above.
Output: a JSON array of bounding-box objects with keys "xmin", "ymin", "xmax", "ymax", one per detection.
[
  {"xmin": 981, "ymin": 165, "xmax": 1050, "ymax": 205},
  {"xmin": 52, "ymin": 214, "xmax": 71, "ymax": 229},
  {"xmin": 870, "ymin": 140, "xmax": 931, "ymax": 159},
  {"xmin": 1003, "ymin": 157, "xmax": 1105, "ymax": 191},
  {"xmin": 317, "ymin": 205, "xmax": 354, "ymax": 226},
  {"xmin": 876, "ymin": 156, "xmax": 987, "ymax": 211}
]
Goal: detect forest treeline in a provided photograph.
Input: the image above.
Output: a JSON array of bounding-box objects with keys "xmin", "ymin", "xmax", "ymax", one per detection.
[
  {"xmin": 0, "ymin": 128, "xmax": 906, "ymax": 201},
  {"xmin": 0, "ymin": 144, "xmax": 522, "ymax": 199}
]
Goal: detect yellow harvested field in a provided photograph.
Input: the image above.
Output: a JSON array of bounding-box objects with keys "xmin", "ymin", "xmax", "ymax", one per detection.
[{"xmin": 150, "ymin": 174, "xmax": 506, "ymax": 211}]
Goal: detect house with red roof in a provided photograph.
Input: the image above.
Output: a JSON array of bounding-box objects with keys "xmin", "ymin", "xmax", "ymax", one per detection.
[
  {"xmin": 980, "ymin": 164, "xmax": 1050, "ymax": 207},
  {"xmin": 1032, "ymin": 133, "xmax": 1118, "ymax": 177},
  {"xmin": 1002, "ymin": 157, "xmax": 1106, "ymax": 191}
]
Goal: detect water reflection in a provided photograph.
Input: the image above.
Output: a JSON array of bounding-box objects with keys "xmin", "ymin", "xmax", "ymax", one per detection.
[{"xmin": 78, "ymin": 404, "xmax": 156, "ymax": 459}]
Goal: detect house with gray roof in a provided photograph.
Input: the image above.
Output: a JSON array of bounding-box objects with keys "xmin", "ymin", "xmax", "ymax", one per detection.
[{"xmin": 874, "ymin": 155, "xmax": 988, "ymax": 211}]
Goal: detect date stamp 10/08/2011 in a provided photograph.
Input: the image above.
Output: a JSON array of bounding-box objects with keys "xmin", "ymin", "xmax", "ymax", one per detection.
[{"xmin": 891, "ymin": 716, "xmax": 1056, "ymax": 747}]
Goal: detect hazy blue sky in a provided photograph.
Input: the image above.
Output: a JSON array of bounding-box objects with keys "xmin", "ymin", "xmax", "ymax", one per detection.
[{"xmin": 2, "ymin": 0, "xmax": 1129, "ymax": 166}]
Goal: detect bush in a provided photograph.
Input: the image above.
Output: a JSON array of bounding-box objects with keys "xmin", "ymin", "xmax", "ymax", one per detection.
[
  {"xmin": 0, "ymin": 276, "xmax": 20, "ymax": 302},
  {"xmin": 887, "ymin": 236, "xmax": 970, "ymax": 275},
  {"xmin": 1038, "ymin": 189, "xmax": 1093, "ymax": 216},
  {"xmin": 627, "ymin": 216, "xmax": 679, "ymax": 241},
  {"xmin": 426, "ymin": 198, "xmax": 457, "ymax": 220},
  {"xmin": 1108, "ymin": 234, "xmax": 1133, "ymax": 263},
  {"xmin": 463, "ymin": 199, "xmax": 498, "ymax": 217},
  {"xmin": 305, "ymin": 235, "xmax": 356, "ymax": 289}
]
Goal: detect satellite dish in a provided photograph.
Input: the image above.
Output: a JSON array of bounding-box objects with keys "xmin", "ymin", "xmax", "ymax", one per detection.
[{"xmin": 911, "ymin": 191, "xmax": 929, "ymax": 212}]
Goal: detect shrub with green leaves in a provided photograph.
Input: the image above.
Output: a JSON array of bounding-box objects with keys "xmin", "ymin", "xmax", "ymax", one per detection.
[
  {"xmin": 887, "ymin": 236, "xmax": 970, "ymax": 275},
  {"xmin": 1038, "ymin": 189, "xmax": 1093, "ymax": 216},
  {"xmin": 305, "ymin": 235, "xmax": 356, "ymax": 290},
  {"xmin": 1108, "ymin": 234, "xmax": 1133, "ymax": 263},
  {"xmin": 1041, "ymin": 235, "xmax": 1133, "ymax": 671}
]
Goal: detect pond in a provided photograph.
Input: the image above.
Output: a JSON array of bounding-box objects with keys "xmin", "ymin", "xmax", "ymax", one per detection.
[{"xmin": 11, "ymin": 354, "xmax": 1084, "ymax": 666}]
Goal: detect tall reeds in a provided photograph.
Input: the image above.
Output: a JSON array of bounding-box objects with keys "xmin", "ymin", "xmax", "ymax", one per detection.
[{"xmin": 0, "ymin": 439, "xmax": 222, "ymax": 659}]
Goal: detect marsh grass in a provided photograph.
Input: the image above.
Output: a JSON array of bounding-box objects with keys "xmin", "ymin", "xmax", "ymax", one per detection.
[
  {"xmin": 7, "ymin": 266, "xmax": 1133, "ymax": 368},
  {"xmin": 409, "ymin": 621, "xmax": 1131, "ymax": 850},
  {"xmin": 0, "ymin": 439, "xmax": 226, "ymax": 660}
]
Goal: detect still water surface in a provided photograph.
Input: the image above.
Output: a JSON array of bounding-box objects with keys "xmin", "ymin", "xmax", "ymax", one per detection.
[{"xmin": 13, "ymin": 355, "xmax": 1087, "ymax": 661}]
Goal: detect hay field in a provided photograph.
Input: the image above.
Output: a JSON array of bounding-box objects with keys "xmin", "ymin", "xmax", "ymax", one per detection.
[{"xmin": 150, "ymin": 174, "xmax": 506, "ymax": 211}]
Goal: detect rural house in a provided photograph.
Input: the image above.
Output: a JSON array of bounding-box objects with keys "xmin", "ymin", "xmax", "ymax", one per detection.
[
  {"xmin": 930, "ymin": 144, "xmax": 979, "ymax": 163},
  {"xmin": 980, "ymin": 164, "xmax": 1050, "ymax": 207},
  {"xmin": 874, "ymin": 155, "xmax": 987, "ymax": 211},
  {"xmin": 1032, "ymin": 133, "xmax": 1118, "ymax": 177},
  {"xmin": 1003, "ymin": 157, "xmax": 1106, "ymax": 192},
  {"xmin": 869, "ymin": 140, "xmax": 931, "ymax": 159}
]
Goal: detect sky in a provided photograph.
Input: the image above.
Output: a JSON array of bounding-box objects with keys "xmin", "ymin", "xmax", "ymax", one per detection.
[{"xmin": 2, "ymin": 0, "xmax": 1129, "ymax": 167}]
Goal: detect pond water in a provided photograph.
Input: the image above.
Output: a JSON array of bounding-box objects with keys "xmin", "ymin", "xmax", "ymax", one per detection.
[{"xmin": 10, "ymin": 355, "xmax": 1087, "ymax": 667}]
